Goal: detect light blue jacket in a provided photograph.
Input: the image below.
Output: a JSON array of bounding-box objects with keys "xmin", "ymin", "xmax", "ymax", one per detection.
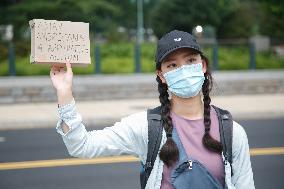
[{"xmin": 56, "ymin": 99, "xmax": 255, "ymax": 189}]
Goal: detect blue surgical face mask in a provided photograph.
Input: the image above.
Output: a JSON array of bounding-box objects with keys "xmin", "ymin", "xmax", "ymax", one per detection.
[{"xmin": 163, "ymin": 63, "xmax": 205, "ymax": 98}]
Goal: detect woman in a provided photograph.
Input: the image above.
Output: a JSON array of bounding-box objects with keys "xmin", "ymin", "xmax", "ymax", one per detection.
[{"xmin": 50, "ymin": 30, "xmax": 255, "ymax": 189}]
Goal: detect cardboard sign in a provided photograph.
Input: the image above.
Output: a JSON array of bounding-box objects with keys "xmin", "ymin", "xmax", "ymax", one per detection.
[{"xmin": 29, "ymin": 19, "xmax": 91, "ymax": 66}]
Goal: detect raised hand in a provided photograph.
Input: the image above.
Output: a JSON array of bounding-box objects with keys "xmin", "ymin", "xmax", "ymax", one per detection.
[{"xmin": 50, "ymin": 62, "xmax": 74, "ymax": 107}]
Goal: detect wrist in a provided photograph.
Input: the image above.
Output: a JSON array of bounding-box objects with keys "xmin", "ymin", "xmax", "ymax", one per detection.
[
  {"xmin": 57, "ymin": 89, "xmax": 74, "ymax": 107},
  {"xmin": 56, "ymin": 86, "xmax": 72, "ymax": 95}
]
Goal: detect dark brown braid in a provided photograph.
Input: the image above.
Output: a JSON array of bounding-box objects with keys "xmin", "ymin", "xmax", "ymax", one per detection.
[
  {"xmin": 156, "ymin": 55, "xmax": 222, "ymax": 167},
  {"xmin": 156, "ymin": 75, "xmax": 179, "ymax": 167},
  {"xmin": 201, "ymin": 56, "xmax": 222, "ymax": 153}
]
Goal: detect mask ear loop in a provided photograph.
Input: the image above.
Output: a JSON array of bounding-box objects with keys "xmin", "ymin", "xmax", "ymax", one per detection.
[{"xmin": 168, "ymin": 90, "xmax": 172, "ymax": 99}]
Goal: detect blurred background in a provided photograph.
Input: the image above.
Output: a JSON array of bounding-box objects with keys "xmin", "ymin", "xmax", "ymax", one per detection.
[
  {"xmin": 0, "ymin": 0, "xmax": 284, "ymax": 74},
  {"xmin": 0, "ymin": 0, "xmax": 283, "ymax": 189}
]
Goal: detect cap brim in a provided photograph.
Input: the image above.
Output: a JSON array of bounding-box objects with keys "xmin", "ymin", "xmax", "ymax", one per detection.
[{"xmin": 158, "ymin": 45, "xmax": 202, "ymax": 63}]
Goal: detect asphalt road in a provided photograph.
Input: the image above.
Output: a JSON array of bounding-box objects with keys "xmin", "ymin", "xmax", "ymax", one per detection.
[{"xmin": 0, "ymin": 118, "xmax": 283, "ymax": 189}]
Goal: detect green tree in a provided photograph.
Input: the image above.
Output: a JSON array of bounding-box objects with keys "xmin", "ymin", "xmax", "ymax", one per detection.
[
  {"xmin": 150, "ymin": 0, "xmax": 222, "ymax": 38},
  {"xmin": 0, "ymin": 0, "xmax": 127, "ymax": 40},
  {"xmin": 259, "ymin": 0, "xmax": 284, "ymax": 38},
  {"xmin": 217, "ymin": 0, "xmax": 262, "ymax": 38}
]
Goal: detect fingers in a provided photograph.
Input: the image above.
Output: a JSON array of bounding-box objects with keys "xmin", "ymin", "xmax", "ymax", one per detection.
[
  {"xmin": 50, "ymin": 65, "xmax": 57, "ymax": 76},
  {"xmin": 50, "ymin": 69, "xmax": 53, "ymax": 77},
  {"xmin": 50, "ymin": 64, "xmax": 65, "ymax": 75},
  {"xmin": 50, "ymin": 68, "xmax": 59, "ymax": 76},
  {"xmin": 66, "ymin": 62, "xmax": 72, "ymax": 73}
]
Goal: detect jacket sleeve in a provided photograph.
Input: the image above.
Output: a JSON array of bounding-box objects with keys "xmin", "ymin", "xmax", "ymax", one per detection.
[
  {"xmin": 231, "ymin": 121, "xmax": 255, "ymax": 189},
  {"xmin": 56, "ymin": 99, "xmax": 148, "ymax": 162}
]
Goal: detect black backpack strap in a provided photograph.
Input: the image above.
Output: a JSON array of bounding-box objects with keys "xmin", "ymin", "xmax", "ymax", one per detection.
[
  {"xmin": 140, "ymin": 106, "xmax": 163, "ymax": 189},
  {"xmin": 212, "ymin": 105, "xmax": 234, "ymax": 176}
]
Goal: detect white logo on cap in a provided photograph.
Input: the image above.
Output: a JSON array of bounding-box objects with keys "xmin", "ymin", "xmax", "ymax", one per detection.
[{"xmin": 174, "ymin": 38, "xmax": 181, "ymax": 42}]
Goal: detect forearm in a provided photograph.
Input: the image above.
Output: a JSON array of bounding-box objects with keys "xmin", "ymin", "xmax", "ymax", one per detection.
[
  {"xmin": 56, "ymin": 100, "xmax": 146, "ymax": 159},
  {"xmin": 57, "ymin": 89, "xmax": 74, "ymax": 134}
]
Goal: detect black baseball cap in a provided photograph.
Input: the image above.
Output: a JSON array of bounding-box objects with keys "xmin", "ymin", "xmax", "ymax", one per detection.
[{"xmin": 155, "ymin": 30, "xmax": 203, "ymax": 64}]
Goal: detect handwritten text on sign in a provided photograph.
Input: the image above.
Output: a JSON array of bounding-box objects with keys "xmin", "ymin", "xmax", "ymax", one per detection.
[{"xmin": 30, "ymin": 19, "xmax": 90, "ymax": 65}]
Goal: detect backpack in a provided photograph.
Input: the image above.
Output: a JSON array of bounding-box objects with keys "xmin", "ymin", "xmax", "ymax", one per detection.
[{"xmin": 140, "ymin": 105, "xmax": 233, "ymax": 189}]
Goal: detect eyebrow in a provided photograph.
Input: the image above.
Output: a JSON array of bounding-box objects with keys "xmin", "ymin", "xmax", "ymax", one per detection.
[
  {"xmin": 183, "ymin": 52, "xmax": 198, "ymax": 58},
  {"xmin": 163, "ymin": 52, "xmax": 198, "ymax": 63}
]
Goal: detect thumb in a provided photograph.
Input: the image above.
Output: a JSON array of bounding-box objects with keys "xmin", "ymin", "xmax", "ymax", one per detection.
[{"xmin": 66, "ymin": 62, "xmax": 72, "ymax": 73}]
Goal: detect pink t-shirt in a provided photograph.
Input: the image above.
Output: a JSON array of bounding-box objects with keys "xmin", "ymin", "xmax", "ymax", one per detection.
[{"xmin": 160, "ymin": 106, "xmax": 225, "ymax": 189}]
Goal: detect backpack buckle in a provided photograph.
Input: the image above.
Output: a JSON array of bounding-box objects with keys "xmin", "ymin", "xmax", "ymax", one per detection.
[
  {"xmin": 222, "ymin": 114, "xmax": 229, "ymax": 120},
  {"xmin": 188, "ymin": 160, "xmax": 193, "ymax": 170}
]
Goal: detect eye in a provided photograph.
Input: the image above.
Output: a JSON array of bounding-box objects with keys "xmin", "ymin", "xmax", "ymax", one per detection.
[
  {"xmin": 167, "ymin": 63, "xmax": 177, "ymax": 68},
  {"xmin": 186, "ymin": 58, "xmax": 196, "ymax": 64}
]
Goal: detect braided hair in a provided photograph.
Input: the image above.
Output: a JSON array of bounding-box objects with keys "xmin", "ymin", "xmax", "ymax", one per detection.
[{"xmin": 156, "ymin": 55, "xmax": 222, "ymax": 167}]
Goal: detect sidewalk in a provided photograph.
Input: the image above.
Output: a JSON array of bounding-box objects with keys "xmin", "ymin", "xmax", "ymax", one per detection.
[{"xmin": 0, "ymin": 94, "xmax": 283, "ymax": 130}]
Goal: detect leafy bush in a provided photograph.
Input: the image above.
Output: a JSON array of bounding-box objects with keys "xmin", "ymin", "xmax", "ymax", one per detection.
[
  {"xmin": 100, "ymin": 43, "xmax": 133, "ymax": 58},
  {"xmin": 218, "ymin": 46, "xmax": 250, "ymax": 70},
  {"xmin": 0, "ymin": 42, "xmax": 284, "ymax": 76},
  {"xmin": 0, "ymin": 43, "xmax": 8, "ymax": 61},
  {"xmin": 15, "ymin": 40, "xmax": 30, "ymax": 57}
]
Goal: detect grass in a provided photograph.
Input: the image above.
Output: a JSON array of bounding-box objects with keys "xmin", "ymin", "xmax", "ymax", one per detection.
[{"xmin": 0, "ymin": 43, "xmax": 284, "ymax": 76}]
